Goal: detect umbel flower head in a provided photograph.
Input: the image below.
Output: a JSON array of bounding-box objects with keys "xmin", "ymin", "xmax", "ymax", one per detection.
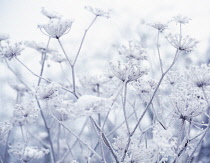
[
  {"xmin": 118, "ymin": 40, "xmax": 148, "ymax": 61},
  {"xmin": 166, "ymin": 34, "xmax": 198, "ymax": 53},
  {"xmin": 110, "ymin": 60, "xmax": 149, "ymax": 82},
  {"xmin": 9, "ymin": 143, "xmax": 49, "ymax": 163},
  {"xmin": 38, "ymin": 18, "xmax": 73, "ymax": 39},
  {"xmin": 41, "ymin": 7, "xmax": 61, "ymax": 19},
  {"xmin": 148, "ymin": 22, "xmax": 168, "ymax": 32},
  {"xmin": 0, "ymin": 41, "xmax": 24, "ymax": 60},
  {"xmin": 171, "ymin": 14, "xmax": 191, "ymax": 24},
  {"xmin": 85, "ymin": 6, "xmax": 110, "ymax": 18}
]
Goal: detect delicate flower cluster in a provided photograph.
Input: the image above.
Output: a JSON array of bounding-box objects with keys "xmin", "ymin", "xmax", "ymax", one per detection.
[
  {"xmin": 110, "ymin": 60, "xmax": 149, "ymax": 82},
  {"xmin": 73, "ymin": 95, "xmax": 113, "ymax": 117},
  {"xmin": 0, "ymin": 121, "xmax": 12, "ymax": 142},
  {"xmin": 132, "ymin": 78, "xmax": 156, "ymax": 103},
  {"xmin": 170, "ymin": 88, "xmax": 207, "ymax": 119},
  {"xmin": 41, "ymin": 7, "xmax": 61, "ymax": 19},
  {"xmin": 35, "ymin": 82, "xmax": 61, "ymax": 100},
  {"xmin": 118, "ymin": 40, "xmax": 148, "ymax": 61},
  {"xmin": 25, "ymin": 41, "xmax": 56, "ymax": 54},
  {"xmin": 38, "ymin": 18, "xmax": 73, "ymax": 39},
  {"xmin": 148, "ymin": 22, "xmax": 168, "ymax": 32},
  {"xmin": 153, "ymin": 124, "xmax": 177, "ymax": 158},
  {"xmin": 0, "ymin": 42, "xmax": 24, "ymax": 60},
  {"xmin": 164, "ymin": 70, "xmax": 184, "ymax": 87},
  {"xmin": 171, "ymin": 14, "xmax": 191, "ymax": 24},
  {"xmin": 12, "ymin": 102, "xmax": 39, "ymax": 126},
  {"xmin": 113, "ymin": 136, "xmax": 159, "ymax": 163},
  {"xmin": 85, "ymin": 6, "xmax": 110, "ymax": 18},
  {"xmin": 188, "ymin": 64, "xmax": 210, "ymax": 88},
  {"xmin": 9, "ymin": 143, "xmax": 49, "ymax": 162},
  {"xmin": 0, "ymin": 33, "xmax": 9, "ymax": 42},
  {"xmin": 166, "ymin": 34, "xmax": 198, "ymax": 53}
]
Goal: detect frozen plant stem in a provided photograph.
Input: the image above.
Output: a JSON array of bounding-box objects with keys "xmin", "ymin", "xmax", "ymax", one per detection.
[
  {"xmin": 157, "ymin": 31, "xmax": 164, "ymax": 74},
  {"xmin": 121, "ymin": 49, "xmax": 180, "ymax": 162},
  {"xmin": 123, "ymin": 81, "xmax": 130, "ymax": 134}
]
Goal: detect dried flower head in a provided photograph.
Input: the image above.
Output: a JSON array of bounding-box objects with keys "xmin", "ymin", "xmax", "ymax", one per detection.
[
  {"xmin": 41, "ymin": 7, "xmax": 61, "ymax": 19},
  {"xmin": 166, "ymin": 34, "xmax": 198, "ymax": 53},
  {"xmin": 0, "ymin": 122, "xmax": 12, "ymax": 142},
  {"xmin": 85, "ymin": 6, "xmax": 110, "ymax": 18},
  {"xmin": 12, "ymin": 103, "xmax": 39, "ymax": 126},
  {"xmin": 119, "ymin": 40, "xmax": 148, "ymax": 61},
  {"xmin": 25, "ymin": 41, "xmax": 56, "ymax": 54},
  {"xmin": 0, "ymin": 33, "xmax": 10, "ymax": 41},
  {"xmin": 110, "ymin": 60, "xmax": 149, "ymax": 82},
  {"xmin": 171, "ymin": 14, "xmax": 191, "ymax": 24},
  {"xmin": 9, "ymin": 143, "xmax": 49, "ymax": 162},
  {"xmin": 0, "ymin": 41, "xmax": 24, "ymax": 60},
  {"xmin": 35, "ymin": 82, "xmax": 61, "ymax": 100},
  {"xmin": 38, "ymin": 18, "xmax": 73, "ymax": 39},
  {"xmin": 148, "ymin": 22, "xmax": 168, "ymax": 32},
  {"xmin": 188, "ymin": 64, "xmax": 210, "ymax": 88}
]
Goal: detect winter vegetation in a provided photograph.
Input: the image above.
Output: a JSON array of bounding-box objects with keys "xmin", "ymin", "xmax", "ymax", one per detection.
[{"xmin": 1, "ymin": 2, "xmax": 210, "ymax": 163}]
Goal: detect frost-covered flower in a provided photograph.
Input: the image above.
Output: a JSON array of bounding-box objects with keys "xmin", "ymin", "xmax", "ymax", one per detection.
[
  {"xmin": 164, "ymin": 70, "xmax": 184, "ymax": 87},
  {"xmin": 118, "ymin": 41, "xmax": 148, "ymax": 61},
  {"xmin": 0, "ymin": 42, "xmax": 24, "ymax": 60},
  {"xmin": 73, "ymin": 95, "xmax": 112, "ymax": 117},
  {"xmin": 35, "ymin": 82, "xmax": 61, "ymax": 100},
  {"xmin": 41, "ymin": 7, "xmax": 61, "ymax": 19},
  {"xmin": 110, "ymin": 60, "xmax": 149, "ymax": 82},
  {"xmin": 153, "ymin": 124, "xmax": 177, "ymax": 157},
  {"xmin": 0, "ymin": 122, "xmax": 12, "ymax": 142},
  {"xmin": 38, "ymin": 18, "xmax": 73, "ymax": 39},
  {"xmin": 12, "ymin": 103, "xmax": 39, "ymax": 126},
  {"xmin": 25, "ymin": 41, "xmax": 56, "ymax": 54},
  {"xmin": 188, "ymin": 64, "xmax": 210, "ymax": 88},
  {"xmin": 171, "ymin": 14, "xmax": 191, "ymax": 24},
  {"xmin": 170, "ymin": 88, "xmax": 207, "ymax": 118},
  {"xmin": 0, "ymin": 33, "xmax": 9, "ymax": 41},
  {"xmin": 85, "ymin": 6, "xmax": 110, "ymax": 18},
  {"xmin": 166, "ymin": 34, "xmax": 198, "ymax": 53},
  {"xmin": 132, "ymin": 78, "xmax": 156, "ymax": 102},
  {"xmin": 9, "ymin": 143, "xmax": 49, "ymax": 162},
  {"xmin": 148, "ymin": 22, "xmax": 168, "ymax": 32}
]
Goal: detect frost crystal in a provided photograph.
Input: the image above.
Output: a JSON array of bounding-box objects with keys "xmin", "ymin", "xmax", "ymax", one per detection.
[
  {"xmin": 85, "ymin": 6, "xmax": 110, "ymax": 18},
  {"xmin": 166, "ymin": 34, "xmax": 198, "ymax": 53},
  {"xmin": 38, "ymin": 18, "xmax": 73, "ymax": 39},
  {"xmin": 0, "ymin": 42, "xmax": 24, "ymax": 60},
  {"xmin": 41, "ymin": 7, "xmax": 61, "ymax": 19},
  {"xmin": 9, "ymin": 143, "xmax": 49, "ymax": 162}
]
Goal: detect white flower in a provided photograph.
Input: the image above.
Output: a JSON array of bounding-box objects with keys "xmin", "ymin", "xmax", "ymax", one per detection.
[
  {"xmin": 148, "ymin": 22, "xmax": 168, "ymax": 32},
  {"xmin": 0, "ymin": 33, "xmax": 9, "ymax": 41},
  {"xmin": 171, "ymin": 14, "xmax": 191, "ymax": 24},
  {"xmin": 0, "ymin": 42, "xmax": 24, "ymax": 60},
  {"xmin": 25, "ymin": 41, "xmax": 56, "ymax": 54},
  {"xmin": 110, "ymin": 60, "xmax": 149, "ymax": 82},
  {"xmin": 85, "ymin": 6, "xmax": 110, "ymax": 18},
  {"xmin": 9, "ymin": 143, "xmax": 49, "ymax": 162},
  {"xmin": 118, "ymin": 40, "xmax": 148, "ymax": 60},
  {"xmin": 35, "ymin": 82, "xmax": 61, "ymax": 100},
  {"xmin": 74, "ymin": 95, "xmax": 112, "ymax": 117},
  {"xmin": 12, "ymin": 103, "xmax": 39, "ymax": 126},
  {"xmin": 38, "ymin": 18, "xmax": 73, "ymax": 39},
  {"xmin": 0, "ymin": 122, "xmax": 12, "ymax": 142},
  {"xmin": 166, "ymin": 34, "xmax": 198, "ymax": 53},
  {"xmin": 41, "ymin": 7, "xmax": 61, "ymax": 19}
]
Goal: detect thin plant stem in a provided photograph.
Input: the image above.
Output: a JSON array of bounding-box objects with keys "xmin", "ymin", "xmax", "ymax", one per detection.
[{"xmin": 157, "ymin": 31, "xmax": 164, "ymax": 74}]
